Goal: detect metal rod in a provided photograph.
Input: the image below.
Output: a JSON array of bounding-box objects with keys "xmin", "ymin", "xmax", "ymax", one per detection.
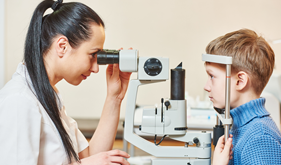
[
  {"xmin": 123, "ymin": 138, "xmax": 128, "ymax": 153},
  {"xmin": 130, "ymin": 143, "xmax": 135, "ymax": 156},
  {"xmin": 225, "ymin": 64, "xmax": 231, "ymax": 142},
  {"xmin": 0, "ymin": 0, "xmax": 5, "ymax": 89}
]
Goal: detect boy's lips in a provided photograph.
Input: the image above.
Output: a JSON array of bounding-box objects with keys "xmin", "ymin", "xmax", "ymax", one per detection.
[{"xmin": 209, "ymin": 96, "xmax": 213, "ymax": 101}]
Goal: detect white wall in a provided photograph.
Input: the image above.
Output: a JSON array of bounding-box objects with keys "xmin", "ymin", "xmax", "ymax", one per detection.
[
  {"xmin": 5, "ymin": 0, "xmax": 281, "ymax": 119},
  {"xmin": 0, "ymin": 0, "xmax": 4, "ymax": 88}
]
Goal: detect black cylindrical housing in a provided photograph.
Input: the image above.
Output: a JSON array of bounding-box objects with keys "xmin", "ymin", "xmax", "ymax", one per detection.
[
  {"xmin": 170, "ymin": 68, "xmax": 185, "ymax": 100},
  {"xmin": 97, "ymin": 49, "xmax": 119, "ymax": 65},
  {"xmin": 213, "ymin": 125, "xmax": 224, "ymax": 146}
]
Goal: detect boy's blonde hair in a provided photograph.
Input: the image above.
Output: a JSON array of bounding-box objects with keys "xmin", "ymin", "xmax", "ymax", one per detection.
[{"xmin": 206, "ymin": 29, "xmax": 275, "ymax": 95}]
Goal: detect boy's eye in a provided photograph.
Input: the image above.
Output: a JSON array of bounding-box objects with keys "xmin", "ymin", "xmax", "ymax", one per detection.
[{"xmin": 210, "ymin": 75, "xmax": 214, "ymax": 79}]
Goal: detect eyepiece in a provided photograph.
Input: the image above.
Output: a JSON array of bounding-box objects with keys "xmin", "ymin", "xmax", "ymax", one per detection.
[
  {"xmin": 97, "ymin": 49, "xmax": 120, "ymax": 65},
  {"xmin": 96, "ymin": 49, "xmax": 138, "ymax": 72},
  {"xmin": 171, "ymin": 62, "xmax": 185, "ymax": 100}
]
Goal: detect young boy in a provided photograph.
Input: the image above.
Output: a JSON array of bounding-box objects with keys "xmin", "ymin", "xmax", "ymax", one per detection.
[{"xmin": 204, "ymin": 29, "xmax": 281, "ymax": 164}]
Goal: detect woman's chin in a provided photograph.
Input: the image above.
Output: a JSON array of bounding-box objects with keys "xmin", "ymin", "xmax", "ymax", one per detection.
[{"xmin": 65, "ymin": 79, "xmax": 82, "ymax": 86}]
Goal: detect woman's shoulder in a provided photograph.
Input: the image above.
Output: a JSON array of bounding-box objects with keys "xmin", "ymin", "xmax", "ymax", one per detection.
[{"xmin": 0, "ymin": 76, "xmax": 40, "ymax": 112}]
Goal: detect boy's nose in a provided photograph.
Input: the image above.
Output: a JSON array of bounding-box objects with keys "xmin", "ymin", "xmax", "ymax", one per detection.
[
  {"xmin": 204, "ymin": 81, "xmax": 211, "ymax": 92},
  {"xmin": 90, "ymin": 61, "xmax": 99, "ymax": 73}
]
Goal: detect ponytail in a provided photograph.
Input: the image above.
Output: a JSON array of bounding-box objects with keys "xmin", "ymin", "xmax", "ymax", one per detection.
[{"xmin": 24, "ymin": 0, "xmax": 104, "ymax": 163}]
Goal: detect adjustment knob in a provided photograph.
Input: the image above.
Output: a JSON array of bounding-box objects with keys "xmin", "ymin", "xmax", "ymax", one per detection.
[
  {"xmin": 193, "ymin": 137, "xmax": 199, "ymax": 144},
  {"xmin": 164, "ymin": 101, "xmax": 170, "ymax": 110}
]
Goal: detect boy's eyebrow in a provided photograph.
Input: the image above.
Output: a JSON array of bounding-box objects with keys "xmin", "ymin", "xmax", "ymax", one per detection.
[{"xmin": 205, "ymin": 67, "xmax": 214, "ymax": 75}]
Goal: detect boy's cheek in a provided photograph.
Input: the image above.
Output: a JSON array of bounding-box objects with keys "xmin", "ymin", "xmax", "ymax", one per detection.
[{"xmin": 212, "ymin": 99, "xmax": 226, "ymax": 109}]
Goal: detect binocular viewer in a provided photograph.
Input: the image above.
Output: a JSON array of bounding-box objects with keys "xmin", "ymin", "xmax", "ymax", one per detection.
[{"xmin": 96, "ymin": 49, "xmax": 169, "ymax": 80}]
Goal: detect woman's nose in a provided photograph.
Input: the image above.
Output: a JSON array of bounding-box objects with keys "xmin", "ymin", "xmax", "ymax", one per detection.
[{"xmin": 90, "ymin": 61, "xmax": 99, "ymax": 73}]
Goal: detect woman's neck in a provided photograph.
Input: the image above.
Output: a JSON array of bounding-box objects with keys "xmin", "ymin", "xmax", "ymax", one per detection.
[{"xmin": 44, "ymin": 51, "xmax": 63, "ymax": 90}]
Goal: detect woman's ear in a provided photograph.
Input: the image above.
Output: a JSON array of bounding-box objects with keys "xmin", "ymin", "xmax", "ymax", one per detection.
[
  {"xmin": 235, "ymin": 71, "xmax": 249, "ymax": 91},
  {"xmin": 55, "ymin": 36, "xmax": 70, "ymax": 58}
]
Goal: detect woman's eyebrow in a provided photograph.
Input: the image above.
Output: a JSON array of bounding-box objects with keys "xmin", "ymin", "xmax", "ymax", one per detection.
[{"xmin": 91, "ymin": 48, "xmax": 102, "ymax": 51}]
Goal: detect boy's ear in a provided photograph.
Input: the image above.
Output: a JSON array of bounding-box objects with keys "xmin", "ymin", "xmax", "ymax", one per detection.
[
  {"xmin": 235, "ymin": 71, "xmax": 249, "ymax": 91},
  {"xmin": 55, "ymin": 36, "xmax": 70, "ymax": 58}
]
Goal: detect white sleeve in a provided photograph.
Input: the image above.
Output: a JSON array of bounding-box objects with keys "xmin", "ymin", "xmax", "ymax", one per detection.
[
  {"xmin": 0, "ymin": 93, "xmax": 42, "ymax": 165},
  {"xmin": 75, "ymin": 125, "xmax": 89, "ymax": 153}
]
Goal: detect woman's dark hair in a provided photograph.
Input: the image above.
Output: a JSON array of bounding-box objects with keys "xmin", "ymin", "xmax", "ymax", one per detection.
[{"xmin": 24, "ymin": 0, "xmax": 104, "ymax": 163}]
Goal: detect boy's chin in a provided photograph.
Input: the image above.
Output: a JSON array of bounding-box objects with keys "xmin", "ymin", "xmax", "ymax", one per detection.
[{"xmin": 213, "ymin": 103, "xmax": 225, "ymax": 110}]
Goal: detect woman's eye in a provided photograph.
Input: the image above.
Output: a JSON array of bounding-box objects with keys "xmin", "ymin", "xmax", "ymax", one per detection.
[{"xmin": 91, "ymin": 53, "xmax": 97, "ymax": 58}]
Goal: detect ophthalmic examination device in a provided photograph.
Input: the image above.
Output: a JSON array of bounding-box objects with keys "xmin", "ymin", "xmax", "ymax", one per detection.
[{"xmin": 96, "ymin": 49, "xmax": 233, "ymax": 165}]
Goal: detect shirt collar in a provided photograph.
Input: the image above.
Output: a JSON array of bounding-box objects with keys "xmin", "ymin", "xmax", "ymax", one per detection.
[
  {"xmin": 15, "ymin": 62, "xmax": 28, "ymax": 78},
  {"xmin": 15, "ymin": 62, "xmax": 63, "ymax": 110},
  {"xmin": 15, "ymin": 62, "xmax": 34, "ymax": 90},
  {"xmin": 230, "ymin": 98, "xmax": 270, "ymax": 130}
]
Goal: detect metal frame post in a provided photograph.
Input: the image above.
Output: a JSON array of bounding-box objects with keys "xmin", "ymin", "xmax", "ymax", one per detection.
[
  {"xmin": 225, "ymin": 64, "xmax": 231, "ymax": 141},
  {"xmin": 0, "ymin": 0, "xmax": 5, "ymax": 88}
]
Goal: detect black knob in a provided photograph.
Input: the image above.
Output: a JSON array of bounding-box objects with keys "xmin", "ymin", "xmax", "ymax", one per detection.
[
  {"xmin": 193, "ymin": 137, "xmax": 199, "ymax": 144},
  {"xmin": 164, "ymin": 101, "xmax": 170, "ymax": 110},
  {"xmin": 144, "ymin": 58, "xmax": 162, "ymax": 76}
]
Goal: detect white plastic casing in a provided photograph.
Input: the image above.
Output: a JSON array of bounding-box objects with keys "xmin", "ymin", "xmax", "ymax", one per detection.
[
  {"xmin": 119, "ymin": 50, "xmax": 138, "ymax": 72},
  {"xmin": 124, "ymin": 80, "xmax": 211, "ymax": 160},
  {"xmin": 202, "ymin": 54, "xmax": 232, "ymax": 64},
  {"xmin": 141, "ymin": 100, "xmax": 187, "ymax": 135}
]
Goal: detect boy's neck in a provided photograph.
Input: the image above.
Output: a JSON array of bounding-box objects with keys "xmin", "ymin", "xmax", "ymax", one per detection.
[{"xmin": 231, "ymin": 90, "xmax": 260, "ymax": 108}]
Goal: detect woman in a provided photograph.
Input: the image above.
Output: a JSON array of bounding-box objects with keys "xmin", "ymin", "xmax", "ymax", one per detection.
[{"xmin": 0, "ymin": 0, "xmax": 130, "ymax": 164}]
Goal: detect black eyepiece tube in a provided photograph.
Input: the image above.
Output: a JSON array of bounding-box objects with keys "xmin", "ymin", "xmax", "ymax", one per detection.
[
  {"xmin": 97, "ymin": 49, "xmax": 120, "ymax": 65},
  {"xmin": 171, "ymin": 62, "xmax": 185, "ymax": 100},
  {"xmin": 213, "ymin": 123, "xmax": 224, "ymax": 146}
]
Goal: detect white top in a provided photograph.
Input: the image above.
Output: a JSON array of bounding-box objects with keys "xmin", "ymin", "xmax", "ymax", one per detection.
[{"xmin": 0, "ymin": 63, "xmax": 89, "ymax": 165}]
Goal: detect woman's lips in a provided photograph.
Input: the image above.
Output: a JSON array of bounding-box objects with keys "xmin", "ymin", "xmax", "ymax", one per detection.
[{"xmin": 82, "ymin": 75, "xmax": 87, "ymax": 80}]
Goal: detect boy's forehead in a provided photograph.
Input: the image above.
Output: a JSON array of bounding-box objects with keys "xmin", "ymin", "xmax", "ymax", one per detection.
[
  {"xmin": 205, "ymin": 62, "xmax": 217, "ymax": 68},
  {"xmin": 205, "ymin": 62, "xmax": 226, "ymax": 72}
]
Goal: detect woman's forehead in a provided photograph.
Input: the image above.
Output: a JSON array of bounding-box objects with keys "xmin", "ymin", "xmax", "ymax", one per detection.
[
  {"xmin": 79, "ymin": 24, "xmax": 105, "ymax": 50},
  {"xmin": 88, "ymin": 24, "xmax": 105, "ymax": 47}
]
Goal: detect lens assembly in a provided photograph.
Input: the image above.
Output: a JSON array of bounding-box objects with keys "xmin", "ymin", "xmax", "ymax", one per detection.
[
  {"xmin": 97, "ymin": 49, "xmax": 120, "ymax": 65},
  {"xmin": 143, "ymin": 58, "xmax": 162, "ymax": 76}
]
